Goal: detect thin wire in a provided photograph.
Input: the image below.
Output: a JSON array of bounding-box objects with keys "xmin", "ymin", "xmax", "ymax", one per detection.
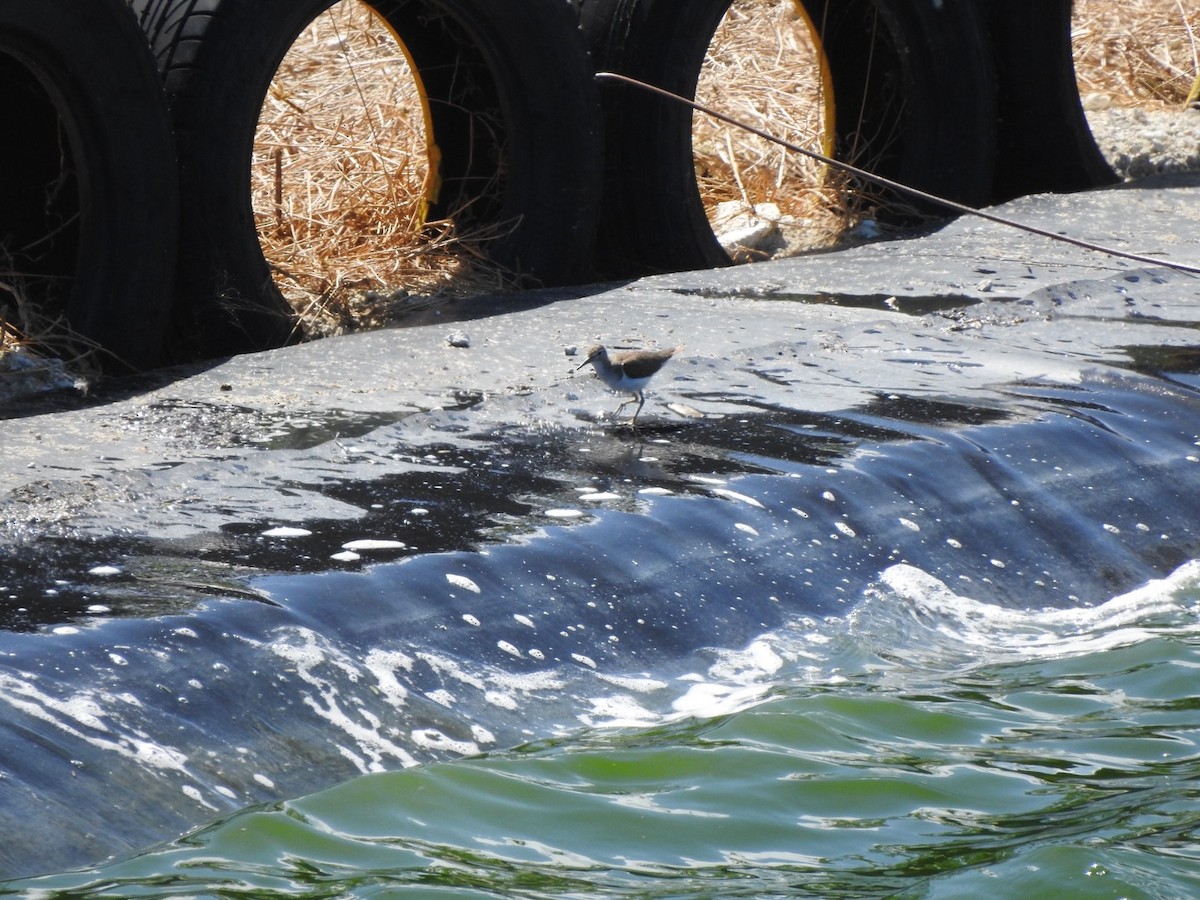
[{"xmin": 595, "ymin": 71, "xmax": 1200, "ymax": 277}]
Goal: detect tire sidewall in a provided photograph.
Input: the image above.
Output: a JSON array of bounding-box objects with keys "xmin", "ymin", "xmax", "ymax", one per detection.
[
  {"xmin": 580, "ymin": 0, "xmax": 998, "ymax": 274},
  {"xmin": 0, "ymin": 0, "xmax": 178, "ymax": 369},
  {"xmin": 133, "ymin": 0, "xmax": 601, "ymax": 349}
]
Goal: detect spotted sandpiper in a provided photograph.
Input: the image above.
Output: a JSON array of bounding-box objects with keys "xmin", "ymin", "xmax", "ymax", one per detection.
[{"xmin": 576, "ymin": 344, "xmax": 681, "ymax": 424}]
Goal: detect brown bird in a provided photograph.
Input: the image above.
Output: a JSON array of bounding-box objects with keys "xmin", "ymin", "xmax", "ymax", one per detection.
[{"xmin": 577, "ymin": 344, "xmax": 681, "ymax": 423}]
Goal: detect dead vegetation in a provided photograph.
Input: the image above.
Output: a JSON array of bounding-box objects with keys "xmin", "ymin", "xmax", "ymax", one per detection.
[
  {"xmin": 693, "ymin": 0, "xmax": 1199, "ymax": 260},
  {"xmin": 0, "ymin": 267, "xmax": 96, "ymax": 371},
  {"xmin": 3, "ymin": 0, "xmax": 1197, "ymax": 364},
  {"xmin": 1073, "ymin": 0, "xmax": 1199, "ymax": 107},
  {"xmin": 694, "ymin": 0, "xmax": 851, "ymax": 257},
  {"xmin": 251, "ymin": 1, "xmax": 513, "ymax": 338}
]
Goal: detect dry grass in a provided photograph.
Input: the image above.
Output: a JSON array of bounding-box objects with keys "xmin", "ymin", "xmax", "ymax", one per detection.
[
  {"xmin": 694, "ymin": 0, "xmax": 852, "ymax": 257},
  {"xmin": 252, "ymin": 1, "xmax": 511, "ymax": 337},
  {"xmin": 0, "ymin": 268, "xmax": 101, "ymax": 373},
  {"xmin": 704, "ymin": 0, "xmax": 957, "ymax": 260},
  {"xmin": 0, "ymin": 292, "xmax": 22, "ymax": 357},
  {"xmin": 1073, "ymin": 0, "xmax": 1198, "ymax": 107},
  {"xmin": 4, "ymin": 0, "xmax": 1197, "ymax": 365},
  {"xmin": 694, "ymin": 0, "xmax": 1199, "ymax": 258}
]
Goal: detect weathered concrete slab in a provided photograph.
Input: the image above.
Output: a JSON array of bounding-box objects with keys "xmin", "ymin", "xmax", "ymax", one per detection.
[{"xmin": 3, "ymin": 173, "xmax": 1198, "ymax": 544}]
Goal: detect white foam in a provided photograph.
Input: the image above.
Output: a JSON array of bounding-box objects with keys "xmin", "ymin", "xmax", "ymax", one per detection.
[
  {"xmin": 446, "ymin": 573, "xmax": 481, "ymax": 593},
  {"xmin": 497, "ymin": 640, "xmax": 523, "ymax": 658},
  {"xmin": 857, "ymin": 561, "xmax": 1200, "ymax": 666},
  {"xmin": 579, "ymin": 694, "xmax": 659, "ymax": 728},
  {"xmin": 424, "ymin": 689, "xmax": 456, "ymax": 708},
  {"xmin": 707, "ymin": 638, "xmax": 786, "ymax": 683},
  {"xmin": 484, "ymin": 690, "xmax": 520, "ymax": 710},
  {"xmin": 342, "ymin": 539, "xmax": 406, "ymax": 551},
  {"xmin": 596, "ymin": 673, "xmax": 670, "ymax": 694},
  {"xmin": 262, "ymin": 527, "xmax": 312, "ymax": 538},
  {"xmin": 266, "ymin": 627, "xmax": 418, "ymax": 772},
  {"xmin": 671, "ymin": 681, "xmax": 770, "ymax": 718},
  {"xmin": 0, "ymin": 673, "xmax": 191, "ymax": 774},
  {"xmin": 362, "ymin": 648, "xmax": 414, "ymax": 708},
  {"xmin": 411, "ymin": 728, "xmax": 479, "ymax": 756},
  {"xmin": 712, "ymin": 487, "xmax": 765, "ymax": 508},
  {"xmin": 470, "ymin": 724, "xmax": 496, "ymax": 744},
  {"xmin": 181, "ymin": 784, "xmax": 218, "ymax": 811}
]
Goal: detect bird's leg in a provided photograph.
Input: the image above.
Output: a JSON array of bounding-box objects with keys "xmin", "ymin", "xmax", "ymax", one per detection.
[
  {"xmin": 630, "ymin": 391, "xmax": 646, "ymax": 424},
  {"xmin": 613, "ymin": 394, "xmax": 637, "ymax": 418}
]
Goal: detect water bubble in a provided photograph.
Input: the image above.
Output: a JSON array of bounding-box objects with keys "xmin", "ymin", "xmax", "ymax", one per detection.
[
  {"xmin": 342, "ymin": 539, "xmax": 406, "ymax": 551},
  {"xmin": 447, "ymin": 574, "xmax": 481, "ymax": 593},
  {"xmin": 261, "ymin": 526, "xmax": 312, "ymax": 538},
  {"xmin": 713, "ymin": 488, "xmax": 765, "ymax": 509}
]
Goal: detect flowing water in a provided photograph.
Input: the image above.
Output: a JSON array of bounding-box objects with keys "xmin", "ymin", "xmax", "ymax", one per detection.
[
  {"xmin": 6, "ymin": 560, "xmax": 1200, "ymax": 898},
  {"xmin": 3, "ymin": 271, "xmax": 1200, "ymax": 895}
]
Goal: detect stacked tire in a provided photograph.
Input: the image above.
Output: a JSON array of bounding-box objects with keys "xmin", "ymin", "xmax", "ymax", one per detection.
[
  {"xmin": 0, "ymin": 0, "xmax": 177, "ymax": 371},
  {"xmin": 577, "ymin": 0, "xmax": 1115, "ymax": 277},
  {"xmin": 2, "ymin": 0, "xmax": 1114, "ymax": 372},
  {"xmin": 128, "ymin": 0, "xmax": 604, "ymax": 361}
]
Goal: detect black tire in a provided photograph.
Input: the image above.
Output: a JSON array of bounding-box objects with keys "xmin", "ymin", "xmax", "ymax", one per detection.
[
  {"xmin": 578, "ymin": 0, "xmax": 998, "ymax": 277},
  {"xmin": 129, "ymin": 0, "xmax": 602, "ymax": 360},
  {"xmin": 984, "ymin": 0, "xmax": 1117, "ymax": 201},
  {"xmin": 0, "ymin": 0, "xmax": 177, "ymax": 371}
]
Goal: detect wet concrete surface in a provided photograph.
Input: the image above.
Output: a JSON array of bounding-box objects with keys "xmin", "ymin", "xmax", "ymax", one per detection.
[
  {"xmin": 4, "ymin": 173, "xmax": 1199, "ymax": 544},
  {"xmin": 1, "ymin": 172, "xmax": 1200, "ymax": 877}
]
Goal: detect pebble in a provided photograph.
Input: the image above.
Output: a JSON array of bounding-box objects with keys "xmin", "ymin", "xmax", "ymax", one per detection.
[{"xmin": 1084, "ymin": 106, "xmax": 1200, "ymax": 180}]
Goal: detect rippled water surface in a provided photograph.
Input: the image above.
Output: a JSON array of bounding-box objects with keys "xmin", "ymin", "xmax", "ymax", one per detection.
[
  {"xmin": 4, "ymin": 257, "xmax": 1200, "ymax": 893},
  {"xmin": 8, "ymin": 562, "xmax": 1200, "ymax": 898}
]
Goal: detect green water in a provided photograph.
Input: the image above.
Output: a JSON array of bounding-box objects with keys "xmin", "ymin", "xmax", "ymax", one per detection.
[{"xmin": 9, "ymin": 565, "xmax": 1200, "ymax": 899}]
